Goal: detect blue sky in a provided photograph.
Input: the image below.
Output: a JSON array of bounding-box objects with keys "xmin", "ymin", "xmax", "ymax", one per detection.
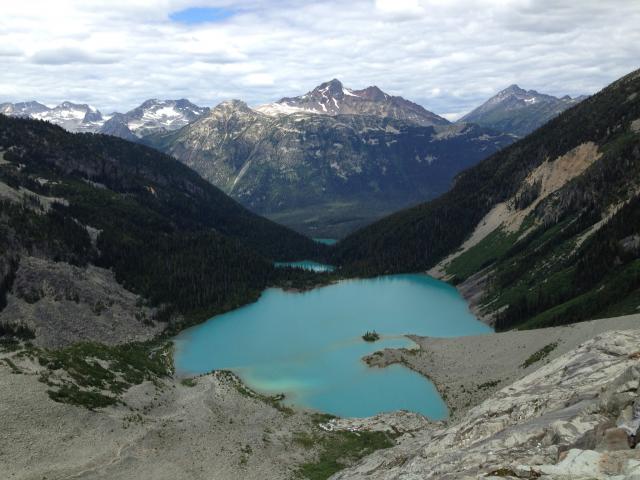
[
  {"xmin": 169, "ymin": 7, "xmax": 236, "ymax": 24},
  {"xmin": 1, "ymin": 0, "xmax": 639, "ymax": 119}
]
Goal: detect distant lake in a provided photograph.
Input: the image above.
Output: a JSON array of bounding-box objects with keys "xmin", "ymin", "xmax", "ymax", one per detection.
[
  {"xmin": 174, "ymin": 274, "xmax": 491, "ymax": 419},
  {"xmin": 313, "ymin": 238, "xmax": 338, "ymax": 245},
  {"xmin": 274, "ymin": 260, "xmax": 335, "ymax": 272}
]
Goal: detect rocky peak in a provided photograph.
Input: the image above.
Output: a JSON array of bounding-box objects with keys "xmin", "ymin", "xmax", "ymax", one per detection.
[
  {"xmin": 460, "ymin": 84, "xmax": 589, "ymax": 136},
  {"xmin": 313, "ymin": 78, "xmax": 345, "ymax": 98},
  {"xmin": 256, "ymin": 80, "xmax": 449, "ymax": 126},
  {"xmin": 213, "ymin": 99, "xmax": 253, "ymax": 114},
  {"xmin": 358, "ymin": 85, "xmax": 388, "ymax": 101}
]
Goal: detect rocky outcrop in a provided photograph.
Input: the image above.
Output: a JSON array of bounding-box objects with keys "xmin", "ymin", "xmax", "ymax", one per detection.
[
  {"xmin": 0, "ymin": 256, "xmax": 162, "ymax": 348},
  {"xmin": 334, "ymin": 330, "xmax": 640, "ymax": 479}
]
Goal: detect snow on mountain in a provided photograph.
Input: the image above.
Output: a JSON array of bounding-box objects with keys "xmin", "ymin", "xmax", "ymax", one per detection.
[
  {"xmin": 98, "ymin": 99, "xmax": 209, "ymax": 139},
  {"xmin": 1, "ymin": 98, "xmax": 209, "ymax": 137},
  {"xmin": 0, "ymin": 101, "xmax": 50, "ymax": 118},
  {"xmin": 459, "ymin": 85, "xmax": 587, "ymax": 136},
  {"xmin": 0, "ymin": 101, "xmax": 105, "ymax": 132},
  {"xmin": 255, "ymin": 79, "xmax": 450, "ymax": 127}
]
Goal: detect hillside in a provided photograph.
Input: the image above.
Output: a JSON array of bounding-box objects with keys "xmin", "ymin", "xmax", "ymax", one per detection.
[
  {"xmin": 0, "ymin": 115, "xmax": 325, "ymax": 346},
  {"xmin": 150, "ymin": 99, "xmax": 513, "ymax": 237},
  {"xmin": 335, "ymin": 68, "xmax": 640, "ymax": 330},
  {"xmin": 459, "ymin": 84, "xmax": 586, "ymax": 137}
]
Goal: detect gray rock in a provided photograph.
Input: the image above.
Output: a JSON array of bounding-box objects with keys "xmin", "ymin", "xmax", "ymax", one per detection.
[
  {"xmin": 0, "ymin": 256, "xmax": 162, "ymax": 348},
  {"xmin": 332, "ymin": 330, "xmax": 640, "ymax": 479}
]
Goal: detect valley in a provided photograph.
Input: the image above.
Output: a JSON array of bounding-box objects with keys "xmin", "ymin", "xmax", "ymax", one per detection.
[{"xmin": 1, "ymin": 19, "xmax": 639, "ymax": 479}]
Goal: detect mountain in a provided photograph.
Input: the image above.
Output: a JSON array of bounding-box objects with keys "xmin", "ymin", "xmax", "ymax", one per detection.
[
  {"xmin": 256, "ymin": 79, "xmax": 450, "ymax": 126},
  {"xmin": 151, "ymin": 99, "xmax": 514, "ymax": 237},
  {"xmin": 0, "ymin": 114, "xmax": 324, "ymax": 346},
  {"xmin": 335, "ymin": 68, "xmax": 640, "ymax": 330},
  {"xmin": 0, "ymin": 101, "xmax": 106, "ymax": 133},
  {"xmin": 98, "ymin": 98, "xmax": 209, "ymax": 139},
  {"xmin": 0, "ymin": 98, "xmax": 209, "ymax": 138},
  {"xmin": 459, "ymin": 84, "xmax": 587, "ymax": 136},
  {"xmin": 0, "ymin": 101, "xmax": 50, "ymax": 117}
]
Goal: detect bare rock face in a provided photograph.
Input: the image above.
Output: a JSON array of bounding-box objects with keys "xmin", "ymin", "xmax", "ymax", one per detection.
[
  {"xmin": 0, "ymin": 256, "xmax": 162, "ymax": 348},
  {"xmin": 257, "ymin": 79, "xmax": 450, "ymax": 127},
  {"xmin": 331, "ymin": 330, "xmax": 640, "ymax": 479}
]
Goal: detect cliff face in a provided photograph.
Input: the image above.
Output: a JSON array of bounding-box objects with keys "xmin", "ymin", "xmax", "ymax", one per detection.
[{"xmin": 332, "ymin": 329, "xmax": 640, "ymax": 479}]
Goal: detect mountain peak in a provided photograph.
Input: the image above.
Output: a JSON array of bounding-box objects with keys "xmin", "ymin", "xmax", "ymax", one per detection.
[
  {"xmin": 460, "ymin": 84, "xmax": 589, "ymax": 136},
  {"xmin": 214, "ymin": 99, "xmax": 252, "ymax": 113},
  {"xmin": 256, "ymin": 81, "xmax": 449, "ymax": 126}
]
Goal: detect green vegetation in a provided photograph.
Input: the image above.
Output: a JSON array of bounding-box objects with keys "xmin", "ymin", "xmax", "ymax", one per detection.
[
  {"xmin": 0, "ymin": 322, "xmax": 35, "ymax": 340},
  {"xmin": 217, "ymin": 370, "xmax": 293, "ymax": 414},
  {"xmin": 335, "ymin": 68, "xmax": 640, "ymax": 330},
  {"xmin": 446, "ymin": 228, "xmax": 515, "ymax": 282},
  {"xmin": 521, "ymin": 342, "xmax": 558, "ymax": 368},
  {"xmin": 0, "ymin": 114, "xmax": 330, "ymax": 335},
  {"xmin": 296, "ymin": 430, "xmax": 395, "ymax": 480},
  {"xmin": 477, "ymin": 380, "xmax": 499, "ymax": 391},
  {"xmin": 3, "ymin": 357, "xmax": 22, "ymax": 374},
  {"xmin": 48, "ymin": 385, "xmax": 117, "ymax": 410},
  {"xmin": 362, "ymin": 330, "xmax": 380, "ymax": 342},
  {"xmin": 180, "ymin": 377, "xmax": 197, "ymax": 387},
  {"xmin": 34, "ymin": 341, "xmax": 172, "ymax": 409}
]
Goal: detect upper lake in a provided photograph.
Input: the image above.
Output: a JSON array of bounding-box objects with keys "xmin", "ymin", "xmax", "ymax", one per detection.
[{"xmin": 174, "ymin": 273, "xmax": 492, "ymax": 419}]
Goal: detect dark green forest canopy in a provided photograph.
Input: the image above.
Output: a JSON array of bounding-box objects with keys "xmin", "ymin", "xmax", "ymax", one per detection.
[
  {"xmin": 334, "ymin": 68, "xmax": 640, "ymax": 329},
  {"xmin": 334, "ymin": 68, "xmax": 640, "ymax": 275},
  {"xmin": 0, "ymin": 115, "xmax": 329, "ymax": 328}
]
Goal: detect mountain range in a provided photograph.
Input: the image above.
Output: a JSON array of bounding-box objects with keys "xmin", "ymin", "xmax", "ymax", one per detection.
[
  {"xmin": 0, "ymin": 98, "xmax": 209, "ymax": 138},
  {"xmin": 1, "ymin": 81, "xmax": 586, "ymax": 236},
  {"xmin": 150, "ymin": 94, "xmax": 514, "ymax": 237},
  {"xmin": 335, "ymin": 68, "xmax": 640, "ymax": 330},
  {"xmin": 256, "ymin": 78, "xmax": 450, "ymax": 126},
  {"xmin": 459, "ymin": 84, "xmax": 587, "ymax": 136}
]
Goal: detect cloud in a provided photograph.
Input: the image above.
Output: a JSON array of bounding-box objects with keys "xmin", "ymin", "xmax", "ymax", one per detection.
[
  {"xmin": 0, "ymin": 46, "xmax": 23, "ymax": 57},
  {"xmin": 30, "ymin": 47, "xmax": 120, "ymax": 65},
  {"xmin": 1, "ymin": 0, "xmax": 639, "ymax": 116}
]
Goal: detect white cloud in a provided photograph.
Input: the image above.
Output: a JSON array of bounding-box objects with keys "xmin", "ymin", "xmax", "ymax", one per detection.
[
  {"xmin": 0, "ymin": 0, "xmax": 639, "ymax": 117},
  {"xmin": 31, "ymin": 47, "xmax": 120, "ymax": 65}
]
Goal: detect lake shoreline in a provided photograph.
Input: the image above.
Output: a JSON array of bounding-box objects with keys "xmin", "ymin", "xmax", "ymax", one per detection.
[
  {"xmin": 362, "ymin": 313, "xmax": 640, "ymax": 420},
  {"xmin": 173, "ymin": 273, "xmax": 482, "ymax": 419}
]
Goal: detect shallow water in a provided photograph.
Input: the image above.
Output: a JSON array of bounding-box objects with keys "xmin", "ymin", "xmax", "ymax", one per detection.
[{"xmin": 174, "ymin": 274, "xmax": 492, "ymax": 419}]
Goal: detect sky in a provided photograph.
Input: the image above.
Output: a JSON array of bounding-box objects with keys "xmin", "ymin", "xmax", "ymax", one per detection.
[{"xmin": 1, "ymin": 0, "xmax": 639, "ymax": 120}]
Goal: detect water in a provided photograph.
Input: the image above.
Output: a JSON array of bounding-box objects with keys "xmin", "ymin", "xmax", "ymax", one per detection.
[
  {"xmin": 274, "ymin": 260, "xmax": 335, "ymax": 272},
  {"xmin": 313, "ymin": 238, "xmax": 338, "ymax": 245},
  {"xmin": 174, "ymin": 274, "xmax": 492, "ymax": 419}
]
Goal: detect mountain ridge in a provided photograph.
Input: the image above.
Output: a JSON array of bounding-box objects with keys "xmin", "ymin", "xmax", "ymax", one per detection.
[
  {"xmin": 256, "ymin": 78, "xmax": 450, "ymax": 126},
  {"xmin": 334, "ymin": 67, "xmax": 640, "ymax": 329},
  {"xmin": 151, "ymin": 98, "xmax": 514, "ymax": 237},
  {"xmin": 459, "ymin": 83, "xmax": 587, "ymax": 136}
]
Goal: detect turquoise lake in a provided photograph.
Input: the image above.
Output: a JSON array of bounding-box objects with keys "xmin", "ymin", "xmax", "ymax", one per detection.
[
  {"xmin": 313, "ymin": 238, "xmax": 338, "ymax": 245},
  {"xmin": 174, "ymin": 274, "xmax": 492, "ymax": 419}
]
